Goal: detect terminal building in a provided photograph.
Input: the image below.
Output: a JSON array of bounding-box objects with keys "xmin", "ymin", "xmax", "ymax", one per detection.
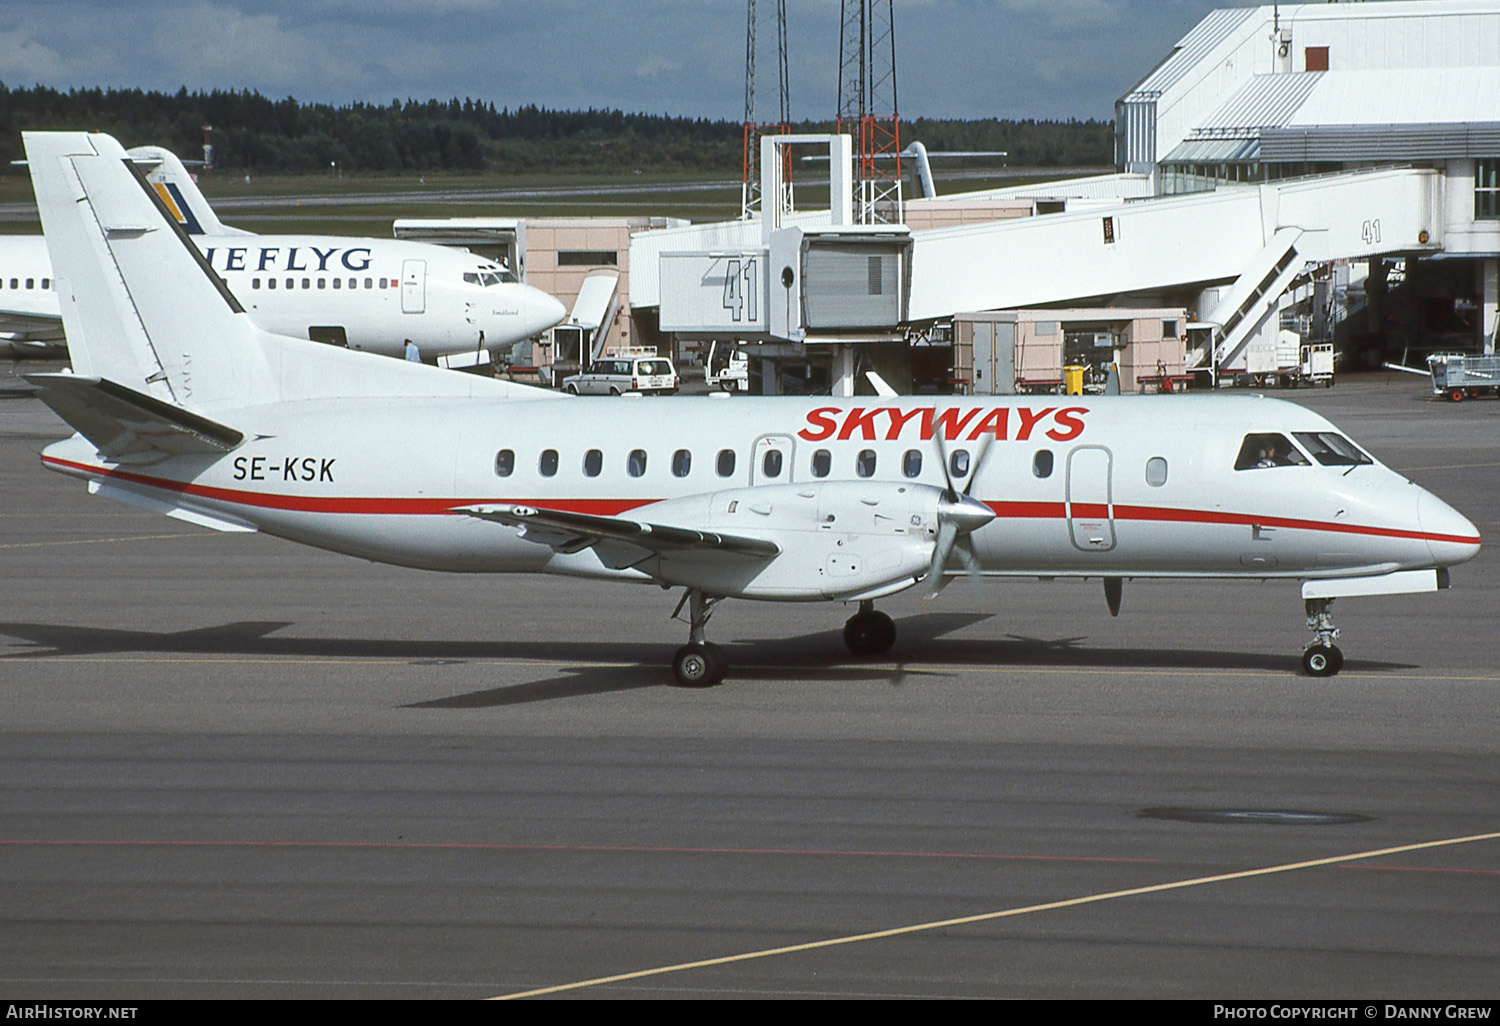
[{"xmin": 411, "ymin": 0, "xmax": 1500, "ymax": 394}]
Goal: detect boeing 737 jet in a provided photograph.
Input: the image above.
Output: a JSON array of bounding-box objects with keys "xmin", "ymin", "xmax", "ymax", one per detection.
[
  {"xmin": 0, "ymin": 144, "xmax": 564, "ymax": 364},
  {"xmin": 23, "ymin": 132, "xmax": 1482, "ymax": 686}
]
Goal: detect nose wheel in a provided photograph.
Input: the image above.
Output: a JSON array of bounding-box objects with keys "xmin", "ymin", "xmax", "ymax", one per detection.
[
  {"xmin": 671, "ymin": 589, "xmax": 727, "ymax": 687},
  {"xmin": 1302, "ymin": 597, "xmax": 1344, "ymax": 677},
  {"xmin": 844, "ymin": 601, "xmax": 896, "ymax": 657}
]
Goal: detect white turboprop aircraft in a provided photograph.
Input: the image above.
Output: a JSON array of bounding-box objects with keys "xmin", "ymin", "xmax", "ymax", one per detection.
[
  {"xmin": 1, "ymin": 143, "xmax": 565, "ymax": 364},
  {"xmin": 24, "ymin": 131, "xmax": 1482, "ymax": 685}
]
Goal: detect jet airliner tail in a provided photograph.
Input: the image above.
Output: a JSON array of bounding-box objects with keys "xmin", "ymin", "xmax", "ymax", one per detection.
[
  {"xmin": 24, "ymin": 131, "xmax": 550, "ymax": 432},
  {"xmin": 125, "ymin": 145, "xmax": 244, "ymax": 237}
]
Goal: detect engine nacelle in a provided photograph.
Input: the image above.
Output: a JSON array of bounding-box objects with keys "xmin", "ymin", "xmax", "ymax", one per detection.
[{"xmin": 638, "ymin": 481, "xmax": 947, "ymax": 600}]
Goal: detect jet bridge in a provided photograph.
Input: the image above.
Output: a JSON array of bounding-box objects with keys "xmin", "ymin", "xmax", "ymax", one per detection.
[{"xmin": 648, "ymin": 141, "xmax": 1442, "ymax": 388}]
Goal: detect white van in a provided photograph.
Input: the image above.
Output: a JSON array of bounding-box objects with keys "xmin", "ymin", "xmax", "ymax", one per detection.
[{"xmin": 561, "ymin": 355, "xmax": 679, "ymax": 396}]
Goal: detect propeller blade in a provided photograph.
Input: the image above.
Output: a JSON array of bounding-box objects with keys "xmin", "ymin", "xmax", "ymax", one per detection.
[
  {"xmin": 925, "ymin": 520, "xmax": 959, "ymax": 598},
  {"xmin": 963, "ymin": 433, "xmax": 993, "ymax": 495}
]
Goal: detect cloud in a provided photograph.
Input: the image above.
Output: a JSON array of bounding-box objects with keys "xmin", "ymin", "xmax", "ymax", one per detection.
[
  {"xmin": 0, "ymin": 30, "xmax": 67, "ymax": 81},
  {"xmin": 635, "ymin": 56, "xmax": 682, "ymax": 80}
]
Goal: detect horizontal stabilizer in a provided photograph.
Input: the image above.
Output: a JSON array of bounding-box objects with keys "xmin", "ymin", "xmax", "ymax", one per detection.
[
  {"xmin": 26, "ymin": 373, "xmax": 243, "ymax": 458},
  {"xmin": 457, "ymin": 503, "xmax": 781, "ymax": 558}
]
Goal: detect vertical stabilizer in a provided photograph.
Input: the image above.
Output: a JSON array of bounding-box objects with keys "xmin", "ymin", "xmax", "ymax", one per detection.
[
  {"xmin": 126, "ymin": 145, "xmax": 244, "ymax": 237},
  {"xmin": 25, "ymin": 132, "xmax": 275, "ymax": 412}
]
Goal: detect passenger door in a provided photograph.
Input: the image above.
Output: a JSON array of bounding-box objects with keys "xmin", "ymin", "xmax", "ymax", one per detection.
[
  {"xmin": 1066, "ymin": 445, "xmax": 1115, "ymax": 552},
  {"xmin": 401, "ymin": 259, "xmax": 426, "ymax": 314}
]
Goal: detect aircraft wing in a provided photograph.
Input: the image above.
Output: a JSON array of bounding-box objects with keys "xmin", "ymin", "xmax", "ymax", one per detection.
[
  {"xmin": 26, "ymin": 373, "xmax": 244, "ymax": 458},
  {"xmin": 456, "ymin": 503, "xmax": 781, "ymax": 559},
  {"xmin": 0, "ymin": 310, "xmax": 63, "ymax": 337}
]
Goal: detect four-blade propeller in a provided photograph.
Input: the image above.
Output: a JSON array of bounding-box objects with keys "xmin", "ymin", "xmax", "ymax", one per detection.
[{"xmin": 926, "ymin": 431, "xmax": 997, "ymax": 596}]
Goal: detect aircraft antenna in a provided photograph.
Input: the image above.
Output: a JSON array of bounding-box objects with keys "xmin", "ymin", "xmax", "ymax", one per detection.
[
  {"xmin": 837, "ymin": 0, "xmax": 901, "ymax": 224},
  {"xmin": 741, "ymin": 0, "xmax": 792, "ymax": 221}
]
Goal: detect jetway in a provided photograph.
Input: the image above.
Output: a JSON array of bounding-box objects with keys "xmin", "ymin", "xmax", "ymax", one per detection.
[
  {"xmin": 650, "ymin": 138, "xmax": 1443, "ymax": 388},
  {"xmin": 905, "ymin": 167, "xmax": 1440, "ymax": 319}
]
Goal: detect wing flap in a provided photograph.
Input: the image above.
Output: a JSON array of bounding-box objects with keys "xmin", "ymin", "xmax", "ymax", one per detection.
[
  {"xmin": 457, "ymin": 503, "xmax": 781, "ymax": 559},
  {"xmin": 26, "ymin": 372, "xmax": 244, "ymax": 457}
]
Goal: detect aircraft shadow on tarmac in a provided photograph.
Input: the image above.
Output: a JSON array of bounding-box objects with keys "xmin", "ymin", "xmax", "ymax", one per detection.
[{"xmin": 0, "ymin": 614, "xmax": 1418, "ymax": 708}]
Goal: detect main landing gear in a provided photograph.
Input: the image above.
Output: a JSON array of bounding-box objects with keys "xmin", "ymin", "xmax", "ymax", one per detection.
[
  {"xmin": 843, "ymin": 601, "xmax": 896, "ymax": 657},
  {"xmin": 671, "ymin": 589, "xmax": 727, "ymax": 687},
  {"xmin": 1302, "ymin": 597, "xmax": 1344, "ymax": 677}
]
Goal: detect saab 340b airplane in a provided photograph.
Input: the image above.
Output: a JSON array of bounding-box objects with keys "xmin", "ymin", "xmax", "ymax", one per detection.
[
  {"xmin": 23, "ymin": 131, "xmax": 1482, "ymax": 686},
  {"xmin": 1, "ymin": 142, "xmax": 565, "ymax": 364}
]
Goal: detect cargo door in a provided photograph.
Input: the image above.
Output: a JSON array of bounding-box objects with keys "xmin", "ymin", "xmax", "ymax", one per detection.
[
  {"xmin": 401, "ymin": 259, "xmax": 426, "ymax": 314},
  {"xmin": 1066, "ymin": 445, "xmax": 1115, "ymax": 552}
]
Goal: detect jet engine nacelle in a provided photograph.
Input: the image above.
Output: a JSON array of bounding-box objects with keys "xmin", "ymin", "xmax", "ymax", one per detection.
[{"xmin": 640, "ymin": 481, "xmax": 948, "ymax": 600}]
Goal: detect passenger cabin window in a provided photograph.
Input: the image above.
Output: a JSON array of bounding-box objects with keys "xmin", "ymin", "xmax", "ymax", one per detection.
[
  {"xmin": 903, "ymin": 449, "xmax": 923, "ymax": 479},
  {"xmin": 539, "ymin": 449, "xmax": 559, "ymax": 477},
  {"xmin": 628, "ymin": 449, "xmax": 648, "ymax": 477},
  {"xmin": 949, "ymin": 449, "xmax": 970, "ymax": 478},
  {"xmin": 717, "ymin": 449, "xmax": 736, "ymax": 477},
  {"xmin": 811, "ymin": 449, "xmax": 831, "ymax": 478},
  {"xmin": 1234, "ymin": 433, "xmax": 1309, "ymax": 470},
  {"xmin": 494, "ymin": 449, "xmax": 514, "ymax": 477},
  {"xmin": 583, "ymin": 449, "xmax": 603, "ymax": 477},
  {"xmin": 1033, "ymin": 450, "xmax": 1054, "ymax": 478},
  {"xmin": 856, "ymin": 449, "xmax": 877, "ymax": 478},
  {"xmin": 1145, "ymin": 457, "xmax": 1168, "ymax": 487},
  {"xmin": 672, "ymin": 449, "xmax": 691, "ymax": 477},
  {"xmin": 1293, "ymin": 432, "xmax": 1372, "ymax": 467},
  {"xmin": 762, "ymin": 449, "xmax": 783, "ymax": 478}
]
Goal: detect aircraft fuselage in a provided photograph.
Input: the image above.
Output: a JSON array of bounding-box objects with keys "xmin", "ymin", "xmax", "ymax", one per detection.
[{"xmin": 40, "ymin": 394, "xmax": 1481, "ymax": 602}]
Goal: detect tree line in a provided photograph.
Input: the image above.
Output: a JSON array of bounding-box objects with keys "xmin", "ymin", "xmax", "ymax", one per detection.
[{"xmin": 0, "ymin": 84, "xmax": 1111, "ymax": 174}]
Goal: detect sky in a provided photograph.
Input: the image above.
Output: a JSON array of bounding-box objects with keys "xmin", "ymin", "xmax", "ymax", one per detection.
[{"xmin": 0, "ymin": 0, "xmax": 1252, "ymax": 122}]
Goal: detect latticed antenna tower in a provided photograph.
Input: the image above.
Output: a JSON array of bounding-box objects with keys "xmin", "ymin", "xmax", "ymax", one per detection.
[
  {"xmin": 741, "ymin": 0, "xmax": 792, "ymax": 220},
  {"xmin": 837, "ymin": 0, "xmax": 901, "ymax": 223}
]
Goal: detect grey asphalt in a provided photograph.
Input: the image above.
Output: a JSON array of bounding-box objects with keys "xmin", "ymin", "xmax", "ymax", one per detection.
[{"xmin": 1, "ymin": 367, "xmax": 1497, "ymax": 999}]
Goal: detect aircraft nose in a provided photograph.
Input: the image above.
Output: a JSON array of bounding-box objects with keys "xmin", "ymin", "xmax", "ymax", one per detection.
[
  {"xmin": 1418, "ymin": 489, "xmax": 1481, "ymax": 567},
  {"xmin": 523, "ymin": 287, "xmax": 566, "ymax": 337}
]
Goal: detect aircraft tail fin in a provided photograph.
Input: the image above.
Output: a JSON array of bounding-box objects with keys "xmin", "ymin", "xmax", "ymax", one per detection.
[
  {"xmin": 26, "ymin": 131, "xmax": 556, "ymax": 416},
  {"xmin": 26, "ymin": 131, "xmax": 277, "ymax": 412},
  {"xmin": 125, "ymin": 145, "xmax": 245, "ymax": 237}
]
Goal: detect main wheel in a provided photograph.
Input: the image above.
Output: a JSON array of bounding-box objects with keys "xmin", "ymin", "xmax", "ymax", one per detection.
[
  {"xmin": 673, "ymin": 643, "xmax": 726, "ymax": 687},
  {"xmin": 843, "ymin": 610, "xmax": 896, "ymax": 657},
  {"xmin": 1301, "ymin": 644, "xmax": 1344, "ymax": 677},
  {"xmin": 563, "ymin": 384, "xmax": 578, "ymax": 395}
]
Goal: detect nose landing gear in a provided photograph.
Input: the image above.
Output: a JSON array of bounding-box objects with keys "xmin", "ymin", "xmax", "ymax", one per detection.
[{"xmin": 843, "ymin": 600, "xmax": 896, "ymax": 657}]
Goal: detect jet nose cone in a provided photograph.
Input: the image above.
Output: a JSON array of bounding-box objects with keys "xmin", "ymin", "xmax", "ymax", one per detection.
[
  {"xmin": 1418, "ymin": 489, "xmax": 1481, "ymax": 567},
  {"xmin": 524, "ymin": 287, "xmax": 566, "ymax": 336}
]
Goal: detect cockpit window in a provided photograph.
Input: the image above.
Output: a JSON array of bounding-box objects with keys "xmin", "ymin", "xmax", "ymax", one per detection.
[
  {"xmin": 1292, "ymin": 432, "xmax": 1373, "ymax": 467},
  {"xmin": 1234, "ymin": 433, "xmax": 1310, "ymax": 470},
  {"xmin": 463, "ymin": 272, "xmax": 480, "ymax": 286}
]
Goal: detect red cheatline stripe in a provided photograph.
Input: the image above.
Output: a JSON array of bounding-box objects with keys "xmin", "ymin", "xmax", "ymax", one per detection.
[{"xmin": 42, "ymin": 454, "xmax": 1480, "ymax": 547}]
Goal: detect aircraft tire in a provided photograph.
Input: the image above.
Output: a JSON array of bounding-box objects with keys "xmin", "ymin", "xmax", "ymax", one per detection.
[
  {"xmin": 673, "ymin": 643, "xmax": 726, "ymax": 687},
  {"xmin": 843, "ymin": 610, "xmax": 896, "ymax": 657},
  {"xmin": 1301, "ymin": 644, "xmax": 1343, "ymax": 677}
]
